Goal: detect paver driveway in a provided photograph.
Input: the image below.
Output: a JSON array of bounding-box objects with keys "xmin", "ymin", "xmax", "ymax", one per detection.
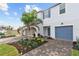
[{"xmin": 23, "ymin": 39, "xmax": 72, "ymax": 56}]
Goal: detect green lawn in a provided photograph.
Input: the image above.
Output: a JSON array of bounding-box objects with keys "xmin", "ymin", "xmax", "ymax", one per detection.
[
  {"xmin": 0, "ymin": 44, "xmax": 19, "ymax": 56},
  {"xmin": 71, "ymin": 49, "xmax": 79, "ymax": 56}
]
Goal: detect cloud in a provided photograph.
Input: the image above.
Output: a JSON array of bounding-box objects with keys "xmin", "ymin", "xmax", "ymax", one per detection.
[
  {"xmin": 19, "ymin": 8, "xmax": 22, "ymax": 10},
  {"xmin": 8, "ymin": 17, "xmax": 13, "ymax": 19},
  {"xmin": 0, "ymin": 18, "xmax": 23, "ymax": 30},
  {"xmin": 24, "ymin": 5, "xmax": 41, "ymax": 12},
  {"xmin": 24, "ymin": 5, "xmax": 31, "ymax": 12},
  {"xmin": 4, "ymin": 12, "xmax": 9, "ymax": 16},
  {"xmin": 0, "ymin": 3, "xmax": 9, "ymax": 16},
  {"xmin": 33, "ymin": 6, "xmax": 41, "ymax": 11},
  {"xmin": 14, "ymin": 12, "xmax": 18, "ymax": 16},
  {"xmin": 0, "ymin": 3, "xmax": 8, "ymax": 11}
]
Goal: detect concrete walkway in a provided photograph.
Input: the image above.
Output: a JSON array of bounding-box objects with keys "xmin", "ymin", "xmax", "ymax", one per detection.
[
  {"xmin": 0, "ymin": 36, "xmax": 22, "ymax": 44},
  {"xmin": 23, "ymin": 39, "xmax": 72, "ymax": 56}
]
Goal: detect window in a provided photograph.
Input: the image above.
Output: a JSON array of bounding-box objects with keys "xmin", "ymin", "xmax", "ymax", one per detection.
[
  {"xmin": 43, "ymin": 9, "xmax": 50, "ymax": 19},
  {"xmin": 48, "ymin": 27, "xmax": 50, "ymax": 36},
  {"xmin": 59, "ymin": 3, "xmax": 65, "ymax": 14}
]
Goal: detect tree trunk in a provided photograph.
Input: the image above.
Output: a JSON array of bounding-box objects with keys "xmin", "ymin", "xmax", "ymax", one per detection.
[{"xmin": 26, "ymin": 26, "xmax": 32, "ymax": 40}]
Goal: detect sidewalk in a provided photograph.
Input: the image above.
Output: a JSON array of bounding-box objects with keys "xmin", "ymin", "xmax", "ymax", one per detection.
[{"xmin": 0, "ymin": 36, "xmax": 22, "ymax": 44}]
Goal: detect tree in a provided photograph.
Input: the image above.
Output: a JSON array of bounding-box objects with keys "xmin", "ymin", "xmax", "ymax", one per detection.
[
  {"xmin": 6, "ymin": 26, "xmax": 13, "ymax": 30},
  {"xmin": 21, "ymin": 10, "xmax": 42, "ymax": 39}
]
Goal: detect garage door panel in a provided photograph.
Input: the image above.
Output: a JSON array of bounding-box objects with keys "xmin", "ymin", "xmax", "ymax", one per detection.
[{"xmin": 55, "ymin": 26, "xmax": 73, "ymax": 40}]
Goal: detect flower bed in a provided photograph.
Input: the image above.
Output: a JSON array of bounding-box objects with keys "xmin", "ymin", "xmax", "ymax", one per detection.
[{"xmin": 8, "ymin": 37, "xmax": 47, "ymax": 55}]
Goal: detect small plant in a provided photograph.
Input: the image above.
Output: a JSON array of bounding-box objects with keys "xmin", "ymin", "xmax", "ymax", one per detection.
[
  {"xmin": 74, "ymin": 39, "xmax": 79, "ymax": 50},
  {"xmin": 18, "ymin": 37, "xmax": 46, "ymax": 51},
  {"xmin": 26, "ymin": 40, "xmax": 32, "ymax": 48},
  {"xmin": 34, "ymin": 37, "xmax": 45, "ymax": 45},
  {"xmin": 18, "ymin": 39, "xmax": 28, "ymax": 47},
  {"xmin": 31, "ymin": 41, "xmax": 38, "ymax": 48},
  {"xmin": 0, "ymin": 32, "xmax": 5, "ymax": 35},
  {"xmin": 75, "ymin": 44, "xmax": 79, "ymax": 50}
]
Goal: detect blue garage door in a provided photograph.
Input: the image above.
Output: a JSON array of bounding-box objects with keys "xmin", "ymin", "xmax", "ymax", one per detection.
[{"xmin": 55, "ymin": 26, "xmax": 73, "ymax": 40}]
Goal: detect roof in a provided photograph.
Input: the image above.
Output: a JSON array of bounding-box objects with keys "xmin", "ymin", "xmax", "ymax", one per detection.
[{"xmin": 37, "ymin": 3, "xmax": 61, "ymax": 13}]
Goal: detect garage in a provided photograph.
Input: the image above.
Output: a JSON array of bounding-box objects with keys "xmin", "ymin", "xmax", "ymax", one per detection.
[{"xmin": 55, "ymin": 25, "xmax": 73, "ymax": 41}]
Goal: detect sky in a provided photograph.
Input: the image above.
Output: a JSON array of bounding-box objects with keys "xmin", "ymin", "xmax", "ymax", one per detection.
[{"xmin": 0, "ymin": 3, "xmax": 55, "ymax": 29}]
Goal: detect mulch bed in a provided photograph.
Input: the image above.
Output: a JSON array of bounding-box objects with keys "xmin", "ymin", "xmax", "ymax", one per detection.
[
  {"xmin": 8, "ymin": 41, "xmax": 47, "ymax": 55},
  {"xmin": 8, "ymin": 42, "xmax": 30, "ymax": 55}
]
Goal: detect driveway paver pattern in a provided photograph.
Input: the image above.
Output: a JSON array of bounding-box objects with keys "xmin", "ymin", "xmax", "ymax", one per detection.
[{"xmin": 23, "ymin": 39, "xmax": 72, "ymax": 56}]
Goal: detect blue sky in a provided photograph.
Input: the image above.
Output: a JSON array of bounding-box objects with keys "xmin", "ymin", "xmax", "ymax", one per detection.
[{"xmin": 0, "ymin": 3, "xmax": 55, "ymax": 29}]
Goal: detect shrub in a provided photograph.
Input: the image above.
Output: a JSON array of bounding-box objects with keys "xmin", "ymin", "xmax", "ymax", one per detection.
[
  {"xmin": 18, "ymin": 39, "xmax": 23, "ymax": 44},
  {"xmin": 18, "ymin": 39, "xmax": 33, "ymax": 48},
  {"xmin": 34, "ymin": 37, "xmax": 45, "ymax": 45},
  {"xmin": 75, "ymin": 44, "xmax": 79, "ymax": 50},
  {"xmin": 0, "ymin": 32, "xmax": 5, "ymax": 35},
  {"xmin": 31, "ymin": 41, "xmax": 38, "ymax": 48},
  {"xmin": 26, "ymin": 40, "xmax": 32, "ymax": 47},
  {"xmin": 74, "ymin": 39, "xmax": 79, "ymax": 50},
  {"xmin": 24, "ymin": 40, "xmax": 38, "ymax": 48},
  {"xmin": 18, "ymin": 37, "xmax": 45, "ymax": 49},
  {"xmin": 18, "ymin": 39, "xmax": 28, "ymax": 46}
]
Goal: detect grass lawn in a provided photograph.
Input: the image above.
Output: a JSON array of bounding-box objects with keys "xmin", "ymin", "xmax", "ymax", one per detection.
[
  {"xmin": 71, "ymin": 49, "xmax": 79, "ymax": 56},
  {"xmin": 0, "ymin": 44, "xmax": 19, "ymax": 56}
]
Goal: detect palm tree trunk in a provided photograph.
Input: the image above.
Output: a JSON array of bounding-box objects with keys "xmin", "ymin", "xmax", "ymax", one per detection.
[{"xmin": 26, "ymin": 26, "xmax": 32, "ymax": 39}]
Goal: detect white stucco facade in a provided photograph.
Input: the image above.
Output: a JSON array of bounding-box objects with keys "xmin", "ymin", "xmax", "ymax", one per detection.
[{"xmin": 38, "ymin": 3, "xmax": 79, "ymax": 41}]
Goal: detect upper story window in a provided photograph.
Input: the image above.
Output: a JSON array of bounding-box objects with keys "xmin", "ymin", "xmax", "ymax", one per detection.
[
  {"xmin": 59, "ymin": 3, "xmax": 65, "ymax": 14},
  {"xmin": 43, "ymin": 9, "xmax": 50, "ymax": 19}
]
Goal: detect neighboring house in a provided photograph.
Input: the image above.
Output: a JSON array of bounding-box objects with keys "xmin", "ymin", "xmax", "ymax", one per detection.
[
  {"xmin": 37, "ymin": 3, "xmax": 79, "ymax": 41},
  {"xmin": 0, "ymin": 26, "xmax": 6, "ymax": 33}
]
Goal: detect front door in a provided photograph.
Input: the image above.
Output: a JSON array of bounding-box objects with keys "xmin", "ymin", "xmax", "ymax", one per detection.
[{"xmin": 43, "ymin": 26, "xmax": 50, "ymax": 37}]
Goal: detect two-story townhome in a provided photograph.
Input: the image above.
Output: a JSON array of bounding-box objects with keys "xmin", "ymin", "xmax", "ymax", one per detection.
[{"xmin": 37, "ymin": 3, "xmax": 79, "ymax": 41}]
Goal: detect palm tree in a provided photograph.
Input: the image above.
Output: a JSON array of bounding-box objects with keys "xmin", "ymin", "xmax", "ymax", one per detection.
[{"xmin": 21, "ymin": 10, "xmax": 42, "ymax": 39}]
